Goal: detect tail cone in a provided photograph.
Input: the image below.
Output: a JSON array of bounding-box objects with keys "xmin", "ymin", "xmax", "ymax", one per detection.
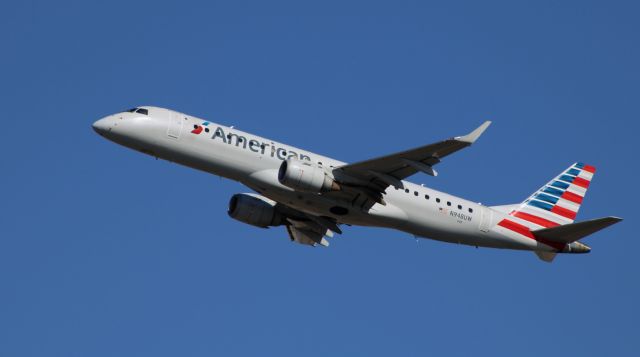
[{"xmin": 567, "ymin": 241, "xmax": 591, "ymax": 253}]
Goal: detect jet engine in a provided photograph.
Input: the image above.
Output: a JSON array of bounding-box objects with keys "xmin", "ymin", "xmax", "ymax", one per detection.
[
  {"xmin": 278, "ymin": 158, "xmax": 340, "ymax": 193},
  {"xmin": 227, "ymin": 193, "xmax": 284, "ymax": 228}
]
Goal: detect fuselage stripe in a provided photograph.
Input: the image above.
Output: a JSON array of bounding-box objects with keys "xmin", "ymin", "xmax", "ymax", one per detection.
[
  {"xmin": 498, "ymin": 219, "xmax": 534, "ymax": 238},
  {"xmin": 497, "ymin": 219, "xmax": 565, "ymax": 250},
  {"xmin": 511, "ymin": 211, "xmax": 560, "ymax": 228}
]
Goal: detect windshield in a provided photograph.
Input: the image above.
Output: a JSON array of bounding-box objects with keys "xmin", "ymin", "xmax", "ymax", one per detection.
[{"xmin": 125, "ymin": 107, "xmax": 149, "ymax": 115}]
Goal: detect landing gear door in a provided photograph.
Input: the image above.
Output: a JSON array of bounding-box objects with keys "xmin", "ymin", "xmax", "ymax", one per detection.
[
  {"xmin": 479, "ymin": 207, "xmax": 493, "ymax": 233},
  {"xmin": 167, "ymin": 112, "xmax": 183, "ymax": 139}
]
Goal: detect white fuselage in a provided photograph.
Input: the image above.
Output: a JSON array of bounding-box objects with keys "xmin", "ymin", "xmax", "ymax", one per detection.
[{"xmin": 93, "ymin": 106, "xmax": 551, "ymax": 252}]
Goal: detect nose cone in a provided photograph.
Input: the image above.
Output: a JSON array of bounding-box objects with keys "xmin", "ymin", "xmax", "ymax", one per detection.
[{"xmin": 92, "ymin": 117, "xmax": 112, "ymax": 136}]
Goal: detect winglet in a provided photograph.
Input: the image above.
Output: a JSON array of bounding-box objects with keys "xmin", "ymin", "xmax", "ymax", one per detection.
[{"xmin": 456, "ymin": 121, "xmax": 492, "ymax": 144}]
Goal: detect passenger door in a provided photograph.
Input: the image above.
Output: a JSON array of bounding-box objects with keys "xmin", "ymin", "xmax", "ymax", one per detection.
[
  {"xmin": 479, "ymin": 207, "xmax": 493, "ymax": 233},
  {"xmin": 167, "ymin": 112, "xmax": 183, "ymax": 139}
]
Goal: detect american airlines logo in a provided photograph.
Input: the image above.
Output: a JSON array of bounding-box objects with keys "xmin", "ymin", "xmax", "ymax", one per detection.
[
  {"xmin": 191, "ymin": 121, "xmax": 211, "ymax": 134},
  {"xmin": 191, "ymin": 121, "xmax": 312, "ymax": 161}
]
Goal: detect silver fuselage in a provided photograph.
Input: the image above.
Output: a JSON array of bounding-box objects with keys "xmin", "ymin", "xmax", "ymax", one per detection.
[{"xmin": 93, "ymin": 106, "xmax": 550, "ymax": 252}]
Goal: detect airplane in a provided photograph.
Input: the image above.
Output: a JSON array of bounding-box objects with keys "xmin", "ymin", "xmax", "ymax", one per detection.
[{"xmin": 92, "ymin": 106, "xmax": 622, "ymax": 262}]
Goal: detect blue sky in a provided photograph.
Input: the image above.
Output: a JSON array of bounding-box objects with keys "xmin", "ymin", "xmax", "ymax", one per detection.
[{"xmin": 1, "ymin": 1, "xmax": 638, "ymax": 355}]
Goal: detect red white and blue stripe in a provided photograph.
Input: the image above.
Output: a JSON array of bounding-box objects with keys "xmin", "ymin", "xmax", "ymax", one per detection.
[{"xmin": 494, "ymin": 163, "xmax": 596, "ymax": 250}]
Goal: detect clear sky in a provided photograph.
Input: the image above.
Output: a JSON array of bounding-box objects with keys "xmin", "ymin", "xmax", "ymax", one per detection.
[{"xmin": 1, "ymin": 1, "xmax": 638, "ymax": 356}]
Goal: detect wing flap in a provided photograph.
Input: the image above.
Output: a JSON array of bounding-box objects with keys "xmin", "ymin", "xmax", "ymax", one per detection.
[{"xmin": 286, "ymin": 224, "xmax": 330, "ymax": 247}]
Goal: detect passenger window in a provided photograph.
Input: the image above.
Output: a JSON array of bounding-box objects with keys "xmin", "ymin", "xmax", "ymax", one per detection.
[
  {"xmin": 469, "ymin": 208, "xmax": 473, "ymax": 213},
  {"xmin": 436, "ymin": 198, "xmax": 440, "ymax": 203},
  {"xmin": 405, "ymin": 189, "xmax": 409, "ymax": 193},
  {"xmin": 447, "ymin": 201, "xmax": 451, "ymax": 206},
  {"xmin": 205, "ymin": 128, "xmax": 210, "ymax": 133},
  {"xmin": 458, "ymin": 205, "xmax": 462, "ymax": 210},
  {"xmin": 414, "ymin": 191, "xmax": 418, "ymax": 196},
  {"xmin": 425, "ymin": 194, "xmax": 429, "ymax": 200}
]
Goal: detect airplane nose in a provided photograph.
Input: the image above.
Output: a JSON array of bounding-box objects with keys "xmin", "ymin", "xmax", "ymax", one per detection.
[{"xmin": 92, "ymin": 117, "xmax": 112, "ymax": 135}]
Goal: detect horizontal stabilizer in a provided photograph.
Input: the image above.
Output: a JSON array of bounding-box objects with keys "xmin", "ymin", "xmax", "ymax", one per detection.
[{"xmin": 532, "ymin": 216, "xmax": 622, "ymax": 244}]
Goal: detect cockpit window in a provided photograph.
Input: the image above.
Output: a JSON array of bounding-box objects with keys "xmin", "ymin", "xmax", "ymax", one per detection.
[{"xmin": 124, "ymin": 107, "xmax": 148, "ymax": 115}]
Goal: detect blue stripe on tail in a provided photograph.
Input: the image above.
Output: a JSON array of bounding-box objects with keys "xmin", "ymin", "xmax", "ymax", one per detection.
[{"xmin": 528, "ymin": 199, "xmax": 554, "ymax": 211}]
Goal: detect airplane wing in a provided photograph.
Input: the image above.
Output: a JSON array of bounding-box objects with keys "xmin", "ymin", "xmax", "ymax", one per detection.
[{"xmin": 334, "ymin": 121, "xmax": 491, "ymax": 194}]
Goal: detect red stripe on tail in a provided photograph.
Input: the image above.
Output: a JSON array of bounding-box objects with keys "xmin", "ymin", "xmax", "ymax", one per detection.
[
  {"xmin": 511, "ymin": 211, "xmax": 560, "ymax": 228},
  {"xmin": 498, "ymin": 219, "xmax": 534, "ymax": 238},
  {"xmin": 551, "ymin": 205, "xmax": 577, "ymax": 220},
  {"xmin": 561, "ymin": 191, "xmax": 583, "ymax": 204},
  {"xmin": 497, "ymin": 219, "xmax": 565, "ymax": 250},
  {"xmin": 572, "ymin": 176, "xmax": 590, "ymax": 188}
]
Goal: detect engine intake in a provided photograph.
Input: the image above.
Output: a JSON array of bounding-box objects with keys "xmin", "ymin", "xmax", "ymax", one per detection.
[
  {"xmin": 228, "ymin": 193, "xmax": 284, "ymax": 228},
  {"xmin": 278, "ymin": 158, "xmax": 340, "ymax": 193}
]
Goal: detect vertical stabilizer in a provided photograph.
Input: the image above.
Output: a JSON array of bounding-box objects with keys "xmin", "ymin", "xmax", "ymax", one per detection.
[{"xmin": 509, "ymin": 163, "xmax": 596, "ymax": 229}]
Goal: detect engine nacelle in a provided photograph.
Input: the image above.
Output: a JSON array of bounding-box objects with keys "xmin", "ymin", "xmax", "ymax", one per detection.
[
  {"xmin": 227, "ymin": 193, "xmax": 284, "ymax": 228},
  {"xmin": 278, "ymin": 158, "xmax": 340, "ymax": 193}
]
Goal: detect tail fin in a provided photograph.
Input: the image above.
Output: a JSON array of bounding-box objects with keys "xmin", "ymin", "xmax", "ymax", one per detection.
[{"xmin": 510, "ymin": 163, "xmax": 596, "ymax": 228}]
